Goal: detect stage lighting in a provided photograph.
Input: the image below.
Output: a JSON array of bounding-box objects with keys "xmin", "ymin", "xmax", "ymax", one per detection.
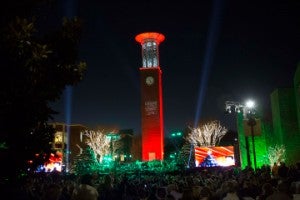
[
  {"xmin": 224, "ymin": 99, "xmax": 258, "ymax": 171},
  {"xmin": 235, "ymin": 107, "xmax": 241, "ymax": 113},
  {"xmin": 224, "ymin": 107, "xmax": 231, "ymax": 114},
  {"xmin": 245, "ymin": 100, "xmax": 255, "ymax": 109}
]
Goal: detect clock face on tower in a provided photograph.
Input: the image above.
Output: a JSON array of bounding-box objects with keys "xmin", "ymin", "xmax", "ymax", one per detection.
[{"xmin": 145, "ymin": 76, "xmax": 154, "ymax": 85}]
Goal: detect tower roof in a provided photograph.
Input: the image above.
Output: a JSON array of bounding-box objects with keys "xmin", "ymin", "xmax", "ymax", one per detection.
[{"xmin": 135, "ymin": 32, "xmax": 165, "ymax": 44}]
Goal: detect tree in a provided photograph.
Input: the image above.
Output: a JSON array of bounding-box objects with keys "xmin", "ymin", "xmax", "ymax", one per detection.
[
  {"xmin": 84, "ymin": 130, "xmax": 111, "ymax": 163},
  {"xmin": 179, "ymin": 143, "xmax": 195, "ymax": 168},
  {"xmin": 72, "ymin": 146, "xmax": 100, "ymax": 176},
  {"xmin": 0, "ymin": 0, "xmax": 86, "ymax": 180},
  {"xmin": 186, "ymin": 120, "xmax": 228, "ymax": 147},
  {"xmin": 268, "ymin": 144, "xmax": 286, "ymax": 167}
]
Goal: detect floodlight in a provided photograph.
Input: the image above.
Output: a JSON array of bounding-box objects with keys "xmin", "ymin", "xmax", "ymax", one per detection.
[
  {"xmin": 225, "ymin": 104, "xmax": 232, "ymax": 114},
  {"xmin": 245, "ymin": 100, "xmax": 255, "ymax": 109},
  {"xmin": 235, "ymin": 107, "xmax": 241, "ymax": 113}
]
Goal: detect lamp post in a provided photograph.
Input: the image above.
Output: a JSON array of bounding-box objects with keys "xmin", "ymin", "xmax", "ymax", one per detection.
[
  {"xmin": 225, "ymin": 100, "xmax": 257, "ymax": 170},
  {"xmin": 244, "ymin": 128, "xmax": 252, "ymax": 168},
  {"xmin": 245, "ymin": 100, "xmax": 257, "ymax": 170}
]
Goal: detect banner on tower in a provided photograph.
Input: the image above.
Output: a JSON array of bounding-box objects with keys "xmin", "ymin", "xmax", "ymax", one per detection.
[
  {"xmin": 145, "ymin": 101, "xmax": 158, "ymax": 115},
  {"xmin": 243, "ymin": 118, "xmax": 261, "ymax": 136}
]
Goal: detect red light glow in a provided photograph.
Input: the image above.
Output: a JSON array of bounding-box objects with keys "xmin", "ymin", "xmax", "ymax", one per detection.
[
  {"xmin": 135, "ymin": 32, "xmax": 165, "ymax": 44},
  {"xmin": 137, "ymin": 32, "xmax": 165, "ymax": 161},
  {"xmin": 44, "ymin": 151, "xmax": 63, "ymax": 172},
  {"xmin": 140, "ymin": 68, "xmax": 164, "ymax": 161}
]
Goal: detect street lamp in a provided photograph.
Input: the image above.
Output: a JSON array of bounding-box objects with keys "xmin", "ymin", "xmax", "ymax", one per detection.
[
  {"xmin": 225, "ymin": 99, "xmax": 257, "ymax": 170},
  {"xmin": 245, "ymin": 100, "xmax": 257, "ymax": 170}
]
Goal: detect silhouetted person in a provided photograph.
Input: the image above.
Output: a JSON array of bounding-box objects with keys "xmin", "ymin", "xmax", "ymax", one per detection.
[
  {"xmin": 257, "ymin": 183, "xmax": 274, "ymax": 200},
  {"xmin": 278, "ymin": 162, "xmax": 289, "ymax": 180},
  {"xmin": 266, "ymin": 180, "xmax": 292, "ymax": 200},
  {"xmin": 71, "ymin": 174, "xmax": 99, "ymax": 200}
]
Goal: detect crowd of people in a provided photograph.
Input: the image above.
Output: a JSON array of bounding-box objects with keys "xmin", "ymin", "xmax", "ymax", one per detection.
[{"xmin": 3, "ymin": 162, "xmax": 300, "ymax": 200}]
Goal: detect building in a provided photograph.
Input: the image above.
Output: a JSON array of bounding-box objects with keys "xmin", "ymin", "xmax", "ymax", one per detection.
[
  {"xmin": 51, "ymin": 123, "xmax": 88, "ymax": 172},
  {"xmin": 295, "ymin": 66, "xmax": 300, "ymax": 134},
  {"xmin": 51, "ymin": 123, "xmax": 140, "ymax": 170},
  {"xmin": 270, "ymin": 65, "xmax": 300, "ymax": 165},
  {"xmin": 115, "ymin": 129, "xmax": 134, "ymax": 162},
  {"xmin": 135, "ymin": 32, "xmax": 165, "ymax": 161}
]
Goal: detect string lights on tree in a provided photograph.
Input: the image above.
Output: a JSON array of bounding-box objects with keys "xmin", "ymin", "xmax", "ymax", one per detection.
[
  {"xmin": 84, "ymin": 130, "xmax": 111, "ymax": 163},
  {"xmin": 186, "ymin": 120, "xmax": 228, "ymax": 147},
  {"xmin": 268, "ymin": 144, "xmax": 286, "ymax": 167}
]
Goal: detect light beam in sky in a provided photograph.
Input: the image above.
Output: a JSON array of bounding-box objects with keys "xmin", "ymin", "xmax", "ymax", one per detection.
[
  {"xmin": 194, "ymin": 0, "xmax": 224, "ymax": 127},
  {"xmin": 63, "ymin": 0, "xmax": 77, "ymax": 172}
]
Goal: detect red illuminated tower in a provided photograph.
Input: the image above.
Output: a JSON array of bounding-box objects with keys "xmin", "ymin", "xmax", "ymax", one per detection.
[{"xmin": 135, "ymin": 32, "xmax": 165, "ymax": 161}]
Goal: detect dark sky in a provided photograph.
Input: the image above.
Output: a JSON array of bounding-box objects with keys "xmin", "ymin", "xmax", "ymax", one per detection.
[{"xmin": 51, "ymin": 1, "xmax": 300, "ymax": 135}]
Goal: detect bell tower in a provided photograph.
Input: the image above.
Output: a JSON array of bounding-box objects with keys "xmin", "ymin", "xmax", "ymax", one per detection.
[{"xmin": 135, "ymin": 32, "xmax": 165, "ymax": 161}]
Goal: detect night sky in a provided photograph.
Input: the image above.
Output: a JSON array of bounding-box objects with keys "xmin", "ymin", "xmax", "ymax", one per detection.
[{"xmin": 51, "ymin": 1, "xmax": 300, "ymax": 135}]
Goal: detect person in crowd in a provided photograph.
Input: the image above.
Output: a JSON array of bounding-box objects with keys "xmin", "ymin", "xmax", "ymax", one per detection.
[
  {"xmin": 71, "ymin": 174, "xmax": 99, "ymax": 200},
  {"xmin": 168, "ymin": 183, "xmax": 183, "ymax": 200},
  {"xmin": 214, "ymin": 181, "xmax": 229, "ymax": 199},
  {"xmin": 266, "ymin": 180, "xmax": 292, "ymax": 200},
  {"xmin": 290, "ymin": 181, "xmax": 300, "ymax": 200},
  {"xmin": 41, "ymin": 183, "xmax": 62, "ymax": 200},
  {"xmin": 256, "ymin": 183, "xmax": 274, "ymax": 200},
  {"xmin": 198, "ymin": 186, "xmax": 212, "ymax": 200},
  {"xmin": 181, "ymin": 188, "xmax": 195, "ymax": 200},
  {"xmin": 278, "ymin": 162, "xmax": 289, "ymax": 180},
  {"xmin": 223, "ymin": 180, "xmax": 241, "ymax": 200},
  {"xmin": 271, "ymin": 163, "xmax": 279, "ymax": 179},
  {"xmin": 97, "ymin": 173, "xmax": 116, "ymax": 200},
  {"xmin": 238, "ymin": 178, "xmax": 259, "ymax": 200}
]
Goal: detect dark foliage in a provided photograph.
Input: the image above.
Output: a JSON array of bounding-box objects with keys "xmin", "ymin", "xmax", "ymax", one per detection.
[{"xmin": 0, "ymin": 0, "xmax": 86, "ymax": 182}]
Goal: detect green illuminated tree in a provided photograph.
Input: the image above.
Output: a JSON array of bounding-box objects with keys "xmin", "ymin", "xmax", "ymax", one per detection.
[
  {"xmin": 178, "ymin": 143, "xmax": 194, "ymax": 168},
  {"xmin": 268, "ymin": 144, "xmax": 286, "ymax": 167},
  {"xmin": 0, "ymin": 0, "xmax": 86, "ymax": 180},
  {"xmin": 72, "ymin": 146, "xmax": 100, "ymax": 175}
]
